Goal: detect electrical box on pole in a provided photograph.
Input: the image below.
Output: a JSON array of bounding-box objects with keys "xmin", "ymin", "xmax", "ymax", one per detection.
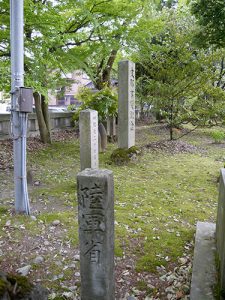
[{"xmin": 18, "ymin": 87, "xmax": 33, "ymax": 113}]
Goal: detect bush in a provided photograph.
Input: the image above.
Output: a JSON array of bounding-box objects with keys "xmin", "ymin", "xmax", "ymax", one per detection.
[
  {"xmin": 72, "ymin": 86, "xmax": 118, "ymax": 123},
  {"xmin": 110, "ymin": 146, "xmax": 142, "ymax": 165},
  {"xmin": 67, "ymin": 104, "xmax": 77, "ymax": 111},
  {"xmin": 211, "ymin": 130, "xmax": 225, "ymax": 143}
]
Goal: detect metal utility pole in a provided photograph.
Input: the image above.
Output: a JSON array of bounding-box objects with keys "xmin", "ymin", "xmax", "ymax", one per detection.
[{"xmin": 10, "ymin": 0, "xmax": 31, "ymax": 214}]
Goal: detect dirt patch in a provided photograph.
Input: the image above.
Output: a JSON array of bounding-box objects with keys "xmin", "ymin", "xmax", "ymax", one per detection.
[
  {"xmin": 0, "ymin": 129, "xmax": 78, "ymax": 170},
  {"xmin": 145, "ymin": 140, "xmax": 202, "ymax": 155},
  {"xmin": 0, "ymin": 221, "xmax": 192, "ymax": 299},
  {"xmin": 0, "ymin": 126, "xmax": 195, "ymax": 299}
]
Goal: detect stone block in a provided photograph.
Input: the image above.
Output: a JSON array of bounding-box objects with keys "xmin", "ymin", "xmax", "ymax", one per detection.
[
  {"xmin": 98, "ymin": 122, "xmax": 107, "ymax": 152},
  {"xmin": 77, "ymin": 168, "xmax": 114, "ymax": 300},
  {"xmin": 190, "ymin": 222, "xmax": 216, "ymax": 300},
  {"xmin": 118, "ymin": 60, "xmax": 135, "ymax": 149},
  {"xmin": 79, "ymin": 110, "xmax": 99, "ymax": 170},
  {"xmin": 216, "ymin": 168, "xmax": 225, "ymax": 293}
]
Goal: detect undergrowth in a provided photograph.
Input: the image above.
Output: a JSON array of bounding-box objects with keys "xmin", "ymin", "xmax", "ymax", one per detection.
[{"xmin": 0, "ymin": 123, "xmax": 221, "ymax": 294}]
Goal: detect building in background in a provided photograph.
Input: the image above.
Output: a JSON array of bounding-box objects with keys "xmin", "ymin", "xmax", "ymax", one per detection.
[{"xmin": 48, "ymin": 70, "xmax": 95, "ymax": 107}]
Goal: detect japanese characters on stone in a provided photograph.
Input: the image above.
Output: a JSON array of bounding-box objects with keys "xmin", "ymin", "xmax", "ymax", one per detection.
[
  {"xmin": 129, "ymin": 65, "xmax": 135, "ymax": 132},
  {"xmin": 79, "ymin": 182, "xmax": 105, "ymax": 265},
  {"xmin": 91, "ymin": 113, "xmax": 98, "ymax": 169},
  {"xmin": 77, "ymin": 169, "xmax": 115, "ymax": 300}
]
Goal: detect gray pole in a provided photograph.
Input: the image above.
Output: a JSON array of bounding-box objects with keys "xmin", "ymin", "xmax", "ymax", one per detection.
[{"xmin": 10, "ymin": 0, "xmax": 30, "ymax": 214}]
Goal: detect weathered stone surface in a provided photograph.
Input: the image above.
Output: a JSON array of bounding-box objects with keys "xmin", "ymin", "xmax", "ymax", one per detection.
[
  {"xmin": 98, "ymin": 131, "xmax": 101, "ymax": 153},
  {"xmin": 16, "ymin": 265, "xmax": 32, "ymax": 276},
  {"xmin": 77, "ymin": 168, "xmax": 114, "ymax": 300},
  {"xmin": 79, "ymin": 109, "xmax": 99, "ymax": 170},
  {"xmin": 33, "ymin": 256, "xmax": 44, "ymax": 264},
  {"xmin": 118, "ymin": 60, "xmax": 135, "ymax": 149},
  {"xmin": 23, "ymin": 285, "xmax": 49, "ymax": 300},
  {"xmin": 98, "ymin": 123, "xmax": 107, "ymax": 152},
  {"xmin": 216, "ymin": 168, "xmax": 225, "ymax": 293},
  {"xmin": 190, "ymin": 222, "xmax": 216, "ymax": 300},
  {"xmin": 52, "ymin": 220, "xmax": 60, "ymax": 226},
  {"xmin": 106, "ymin": 116, "xmax": 116, "ymax": 142}
]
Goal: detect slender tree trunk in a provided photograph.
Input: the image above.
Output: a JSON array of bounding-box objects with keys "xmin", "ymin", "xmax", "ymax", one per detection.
[
  {"xmin": 139, "ymin": 99, "xmax": 145, "ymax": 120},
  {"xmin": 169, "ymin": 125, "xmax": 173, "ymax": 141},
  {"xmin": 34, "ymin": 92, "xmax": 51, "ymax": 144},
  {"xmin": 169, "ymin": 100, "xmax": 174, "ymax": 141},
  {"xmin": 41, "ymin": 94, "xmax": 51, "ymax": 133},
  {"xmin": 95, "ymin": 49, "xmax": 118, "ymax": 90},
  {"xmin": 102, "ymin": 49, "xmax": 118, "ymax": 85}
]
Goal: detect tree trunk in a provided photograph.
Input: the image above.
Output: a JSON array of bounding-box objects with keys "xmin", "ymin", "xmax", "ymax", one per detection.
[
  {"xmin": 140, "ymin": 108, "xmax": 145, "ymax": 120},
  {"xmin": 41, "ymin": 94, "xmax": 51, "ymax": 134},
  {"xmin": 169, "ymin": 100, "xmax": 174, "ymax": 141},
  {"xmin": 102, "ymin": 49, "xmax": 118, "ymax": 85},
  {"xmin": 169, "ymin": 126, "xmax": 173, "ymax": 141},
  {"xmin": 95, "ymin": 49, "xmax": 118, "ymax": 90},
  {"xmin": 34, "ymin": 92, "xmax": 51, "ymax": 144}
]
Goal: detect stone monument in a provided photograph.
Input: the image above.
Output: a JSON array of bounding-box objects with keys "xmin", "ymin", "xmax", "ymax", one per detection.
[
  {"xmin": 79, "ymin": 109, "xmax": 99, "ymax": 170},
  {"xmin": 77, "ymin": 168, "xmax": 114, "ymax": 300},
  {"xmin": 107, "ymin": 116, "xmax": 116, "ymax": 142},
  {"xmin": 118, "ymin": 60, "xmax": 135, "ymax": 149},
  {"xmin": 216, "ymin": 168, "xmax": 225, "ymax": 295}
]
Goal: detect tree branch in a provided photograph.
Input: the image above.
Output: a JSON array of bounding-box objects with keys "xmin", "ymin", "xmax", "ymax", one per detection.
[{"xmin": 173, "ymin": 125, "xmax": 199, "ymax": 140}]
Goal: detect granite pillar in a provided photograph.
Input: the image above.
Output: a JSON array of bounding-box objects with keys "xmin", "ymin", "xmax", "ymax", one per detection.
[
  {"xmin": 118, "ymin": 60, "xmax": 135, "ymax": 149},
  {"xmin": 79, "ymin": 109, "xmax": 99, "ymax": 170},
  {"xmin": 77, "ymin": 169, "xmax": 114, "ymax": 300}
]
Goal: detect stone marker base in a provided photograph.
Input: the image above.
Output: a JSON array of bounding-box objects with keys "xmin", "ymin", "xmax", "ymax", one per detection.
[{"xmin": 190, "ymin": 222, "xmax": 217, "ymax": 300}]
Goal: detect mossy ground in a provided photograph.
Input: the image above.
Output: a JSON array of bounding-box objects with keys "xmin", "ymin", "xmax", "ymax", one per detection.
[
  {"xmin": 0, "ymin": 273, "xmax": 33, "ymax": 298},
  {"xmin": 0, "ymin": 123, "xmax": 222, "ymax": 298},
  {"xmin": 110, "ymin": 146, "xmax": 142, "ymax": 165}
]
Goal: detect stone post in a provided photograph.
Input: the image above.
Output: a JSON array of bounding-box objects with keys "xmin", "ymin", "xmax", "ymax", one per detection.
[
  {"xmin": 107, "ymin": 116, "xmax": 116, "ymax": 140},
  {"xmin": 216, "ymin": 168, "xmax": 225, "ymax": 293},
  {"xmin": 79, "ymin": 109, "xmax": 99, "ymax": 170},
  {"xmin": 118, "ymin": 60, "xmax": 135, "ymax": 149},
  {"xmin": 77, "ymin": 169, "xmax": 114, "ymax": 300}
]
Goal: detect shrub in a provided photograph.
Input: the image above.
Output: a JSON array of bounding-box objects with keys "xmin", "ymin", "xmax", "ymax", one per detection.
[
  {"xmin": 211, "ymin": 130, "xmax": 225, "ymax": 143},
  {"xmin": 72, "ymin": 86, "xmax": 118, "ymax": 123},
  {"xmin": 110, "ymin": 146, "xmax": 142, "ymax": 165}
]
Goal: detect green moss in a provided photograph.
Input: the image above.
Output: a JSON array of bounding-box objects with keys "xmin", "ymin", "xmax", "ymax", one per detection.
[
  {"xmin": 110, "ymin": 148, "xmax": 130, "ymax": 165},
  {"xmin": 1, "ymin": 124, "xmax": 223, "ymax": 295},
  {"xmin": 0, "ymin": 207, "xmax": 8, "ymax": 215},
  {"xmin": 115, "ymin": 240, "xmax": 123, "ymax": 257},
  {"xmin": 136, "ymin": 280, "xmax": 155, "ymax": 295},
  {"xmin": 39, "ymin": 211, "xmax": 75, "ymax": 224},
  {"xmin": 7, "ymin": 274, "xmax": 33, "ymax": 298},
  {"xmin": 110, "ymin": 146, "xmax": 142, "ymax": 165},
  {"xmin": 127, "ymin": 145, "xmax": 142, "ymax": 155},
  {"xmin": 0, "ymin": 277, "xmax": 8, "ymax": 296}
]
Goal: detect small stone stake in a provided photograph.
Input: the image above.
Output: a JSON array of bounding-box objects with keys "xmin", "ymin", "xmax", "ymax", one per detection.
[
  {"xmin": 79, "ymin": 109, "xmax": 99, "ymax": 170},
  {"xmin": 98, "ymin": 122, "xmax": 107, "ymax": 152},
  {"xmin": 118, "ymin": 60, "xmax": 135, "ymax": 149},
  {"xmin": 216, "ymin": 168, "xmax": 225, "ymax": 292},
  {"xmin": 98, "ymin": 131, "xmax": 101, "ymax": 153},
  {"xmin": 107, "ymin": 116, "xmax": 116, "ymax": 142},
  {"xmin": 77, "ymin": 169, "xmax": 114, "ymax": 300}
]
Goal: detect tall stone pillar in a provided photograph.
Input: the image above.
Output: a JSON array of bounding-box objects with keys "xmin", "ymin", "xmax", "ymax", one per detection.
[
  {"xmin": 118, "ymin": 60, "xmax": 135, "ymax": 149},
  {"xmin": 79, "ymin": 109, "xmax": 99, "ymax": 170},
  {"xmin": 77, "ymin": 168, "xmax": 114, "ymax": 300}
]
